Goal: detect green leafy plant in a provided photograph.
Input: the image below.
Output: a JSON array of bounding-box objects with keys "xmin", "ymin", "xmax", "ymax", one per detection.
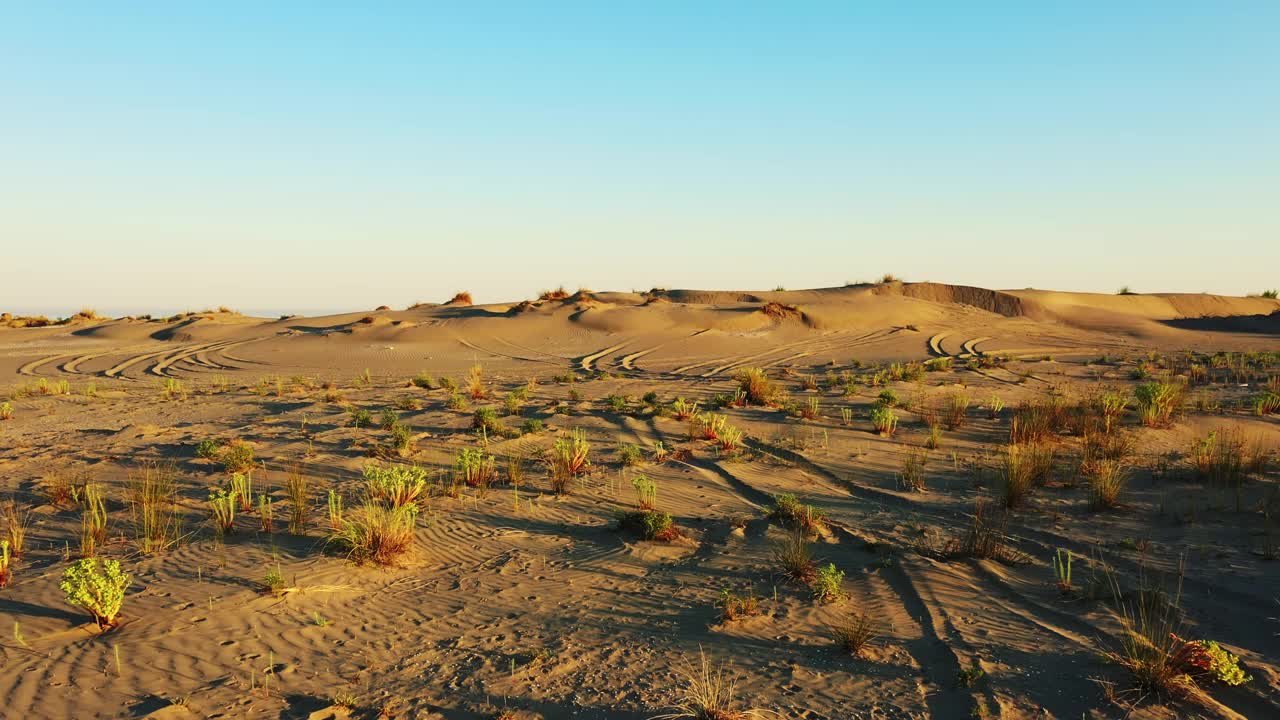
[
  {"xmin": 60, "ymin": 558, "xmax": 130, "ymax": 629},
  {"xmin": 870, "ymin": 406, "xmax": 898, "ymax": 437},
  {"xmin": 810, "ymin": 563, "xmax": 846, "ymax": 603}
]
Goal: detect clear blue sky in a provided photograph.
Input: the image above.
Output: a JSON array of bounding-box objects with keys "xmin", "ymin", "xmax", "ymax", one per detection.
[{"xmin": 3, "ymin": 2, "xmax": 1277, "ymax": 316}]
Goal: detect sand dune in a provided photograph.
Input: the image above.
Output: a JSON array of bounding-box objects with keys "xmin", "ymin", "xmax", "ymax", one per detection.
[{"xmin": 1, "ymin": 283, "xmax": 1277, "ymax": 719}]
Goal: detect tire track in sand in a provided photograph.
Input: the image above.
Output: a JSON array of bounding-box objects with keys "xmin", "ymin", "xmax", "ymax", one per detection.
[{"xmin": 578, "ymin": 341, "xmax": 629, "ymax": 372}]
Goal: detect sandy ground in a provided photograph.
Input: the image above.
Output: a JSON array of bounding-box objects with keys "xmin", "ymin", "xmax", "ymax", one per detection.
[{"xmin": 1, "ymin": 282, "xmax": 1278, "ymax": 719}]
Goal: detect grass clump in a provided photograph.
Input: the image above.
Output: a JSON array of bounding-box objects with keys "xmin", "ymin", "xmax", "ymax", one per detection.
[
  {"xmin": 550, "ymin": 429, "xmax": 590, "ymax": 493},
  {"xmin": 454, "ymin": 448, "xmax": 497, "ymax": 490},
  {"xmin": 1134, "ymin": 379, "xmax": 1184, "ymax": 427},
  {"xmin": 733, "ymin": 368, "xmax": 780, "ymax": 406},
  {"xmin": 831, "ymin": 609, "xmax": 877, "ymax": 657},
  {"xmin": 768, "ymin": 494, "xmax": 825, "ymax": 538},
  {"xmin": 329, "ymin": 504, "xmax": 418, "ymax": 565},
  {"xmin": 898, "ymin": 447, "xmax": 927, "ymax": 492},
  {"xmin": 126, "ymin": 462, "xmax": 182, "ymax": 554},
  {"xmin": 649, "ymin": 649, "xmax": 776, "ymax": 720},
  {"xmin": 1086, "ymin": 459, "xmax": 1129, "ymax": 510},
  {"xmin": 715, "ymin": 587, "xmax": 761, "ymax": 623},
  {"xmin": 869, "ymin": 405, "xmax": 898, "ymax": 437},
  {"xmin": 772, "ymin": 532, "xmax": 816, "ymax": 583}
]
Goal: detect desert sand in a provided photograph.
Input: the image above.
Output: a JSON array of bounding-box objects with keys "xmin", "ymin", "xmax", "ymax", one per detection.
[{"xmin": 1, "ymin": 281, "xmax": 1278, "ymax": 719}]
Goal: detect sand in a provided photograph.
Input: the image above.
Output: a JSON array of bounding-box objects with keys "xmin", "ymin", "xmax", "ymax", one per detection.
[{"xmin": 0, "ymin": 282, "xmax": 1277, "ymax": 719}]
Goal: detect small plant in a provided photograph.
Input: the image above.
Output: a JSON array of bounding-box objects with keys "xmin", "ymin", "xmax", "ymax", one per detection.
[
  {"xmin": 1134, "ymin": 379, "xmax": 1184, "ymax": 427},
  {"xmin": 364, "ymin": 463, "xmax": 428, "ymax": 507},
  {"xmin": 455, "ymin": 448, "xmax": 497, "ymax": 489},
  {"xmin": 349, "ymin": 407, "xmax": 374, "ymax": 429},
  {"xmin": 632, "ymin": 475, "xmax": 658, "ymax": 510},
  {"xmin": 899, "ymin": 447, "xmax": 927, "ymax": 492},
  {"xmin": 281, "ymin": 466, "xmax": 306, "ymax": 533},
  {"xmin": 221, "ymin": 441, "xmax": 255, "ymax": 474},
  {"xmin": 262, "ymin": 566, "xmax": 287, "ymax": 597},
  {"xmin": 943, "ymin": 391, "xmax": 969, "ymax": 430},
  {"xmin": 329, "ymin": 503, "xmax": 418, "ymax": 565},
  {"xmin": 831, "ymin": 609, "xmax": 876, "ymax": 657},
  {"xmin": 810, "ymin": 563, "xmax": 846, "ymax": 603},
  {"xmin": 230, "ymin": 472, "xmax": 254, "ymax": 512},
  {"xmin": 327, "ymin": 490, "xmax": 344, "ymax": 531},
  {"xmin": 769, "ymin": 494, "xmax": 826, "ymax": 538},
  {"xmin": 1052, "ymin": 549, "xmax": 1073, "ymax": 594},
  {"xmin": 0, "ymin": 402, "xmax": 11, "ymax": 420},
  {"xmin": 79, "ymin": 483, "xmax": 108, "ymax": 558},
  {"xmin": 734, "ymin": 367, "xmax": 780, "ymax": 406},
  {"xmin": 671, "ymin": 397, "xmax": 699, "ymax": 420},
  {"xmin": 0, "ymin": 540, "xmax": 11, "ymax": 588},
  {"xmin": 195, "ymin": 439, "xmax": 220, "ymax": 459},
  {"xmin": 60, "ymin": 558, "xmax": 130, "ymax": 629},
  {"xmin": 772, "ymin": 532, "xmax": 816, "ymax": 583},
  {"xmin": 472, "ymin": 406, "xmax": 506, "ymax": 437},
  {"xmin": 208, "ymin": 488, "xmax": 238, "ymax": 534},
  {"xmin": 649, "ymin": 649, "xmax": 773, "ymax": 720},
  {"xmin": 550, "ymin": 429, "xmax": 590, "ymax": 493},
  {"xmin": 258, "ymin": 493, "xmax": 274, "ymax": 532},
  {"xmin": 411, "ymin": 372, "xmax": 437, "ymax": 389},
  {"xmin": 465, "ymin": 364, "xmax": 487, "ymax": 399},
  {"xmin": 617, "ymin": 508, "xmax": 676, "ymax": 541},
  {"xmin": 956, "ymin": 665, "xmax": 985, "ymax": 688},
  {"xmin": 126, "ymin": 462, "xmax": 181, "ymax": 555},
  {"xmin": 715, "ymin": 587, "xmax": 760, "ymax": 623},
  {"xmin": 1183, "ymin": 639, "xmax": 1251, "ymax": 687},
  {"xmin": 870, "ymin": 405, "xmax": 898, "ymax": 437},
  {"xmin": 876, "ymin": 388, "xmax": 899, "ymax": 407},
  {"xmin": 618, "ymin": 444, "xmax": 644, "ymax": 467},
  {"xmin": 987, "ymin": 394, "xmax": 1004, "ymax": 419},
  {"xmin": 1086, "ymin": 459, "xmax": 1128, "ymax": 510}
]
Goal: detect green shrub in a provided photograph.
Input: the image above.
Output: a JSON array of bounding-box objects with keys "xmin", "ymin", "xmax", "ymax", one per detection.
[
  {"xmin": 195, "ymin": 439, "xmax": 220, "ymax": 459},
  {"xmin": 810, "ymin": 563, "xmax": 846, "ymax": 603},
  {"xmin": 617, "ymin": 509, "xmax": 675, "ymax": 540},
  {"xmin": 349, "ymin": 407, "xmax": 374, "ymax": 428},
  {"xmin": 870, "ymin": 406, "xmax": 898, "ymax": 436},
  {"xmin": 618, "ymin": 444, "xmax": 643, "ymax": 467},
  {"xmin": 60, "ymin": 557, "xmax": 130, "ymax": 629},
  {"xmin": 520, "ymin": 419, "xmax": 543, "ymax": 435},
  {"xmin": 221, "ymin": 441, "xmax": 255, "ymax": 474},
  {"xmin": 769, "ymin": 494, "xmax": 825, "ymax": 537}
]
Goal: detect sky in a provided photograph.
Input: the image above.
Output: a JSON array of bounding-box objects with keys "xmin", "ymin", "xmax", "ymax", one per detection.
[{"xmin": 2, "ymin": 2, "xmax": 1278, "ymax": 317}]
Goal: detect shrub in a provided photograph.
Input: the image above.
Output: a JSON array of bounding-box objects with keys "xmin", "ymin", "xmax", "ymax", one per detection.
[
  {"xmin": 378, "ymin": 408, "xmax": 399, "ymax": 430},
  {"xmin": 1188, "ymin": 429, "xmax": 1245, "ymax": 488},
  {"xmin": 715, "ymin": 588, "xmax": 760, "ymax": 623},
  {"xmin": 363, "ymin": 464, "xmax": 428, "ymax": 507},
  {"xmin": 411, "ymin": 372, "xmax": 437, "ymax": 389},
  {"xmin": 876, "ymin": 389, "xmax": 899, "ymax": 407},
  {"xmin": 448, "ymin": 291, "xmax": 473, "ymax": 305},
  {"xmin": 617, "ymin": 509, "xmax": 675, "ymax": 540},
  {"xmin": 618, "ymin": 444, "xmax": 643, "ymax": 467},
  {"xmin": 349, "ymin": 407, "xmax": 374, "ymax": 429},
  {"xmin": 1184, "ymin": 639, "xmax": 1251, "ymax": 687},
  {"xmin": 520, "ymin": 419, "xmax": 543, "ymax": 435},
  {"xmin": 870, "ymin": 406, "xmax": 898, "ymax": 436},
  {"xmin": 810, "ymin": 563, "xmax": 846, "ymax": 603},
  {"xmin": 1262, "ymin": 289, "xmax": 1279, "ymax": 299},
  {"xmin": 1135, "ymin": 379, "xmax": 1184, "ymax": 427},
  {"xmin": 0, "ymin": 402, "xmax": 11, "ymax": 420},
  {"xmin": 734, "ymin": 368, "xmax": 780, "ymax": 406},
  {"xmin": 772, "ymin": 532, "xmax": 816, "ymax": 583},
  {"xmin": 195, "ymin": 439, "xmax": 220, "ymax": 459},
  {"xmin": 455, "ymin": 448, "xmax": 497, "ymax": 489},
  {"xmin": 472, "ymin": 407, "xmax": 506, "ymax": 437},
  {"xmin": 329, "ymin": 503, "xmax": 418, "ymax": 565},
  {"xmin": 446, "ymin": 392, "xmax": 468, "ymax": 410},
  {"xmin": 832, "ymin": 609, "xmax": 876, "ymax": 657},
  {"xmin": 769, "ymin": 494, "xmax": 825, "ymax": 537},
  {"xmin": 221, "ymin": 441, "xmax": 255, "ymax": 474},
  {"xmin": 60, "ymin": 558, "xmax": 130, "ymax": 629}
]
